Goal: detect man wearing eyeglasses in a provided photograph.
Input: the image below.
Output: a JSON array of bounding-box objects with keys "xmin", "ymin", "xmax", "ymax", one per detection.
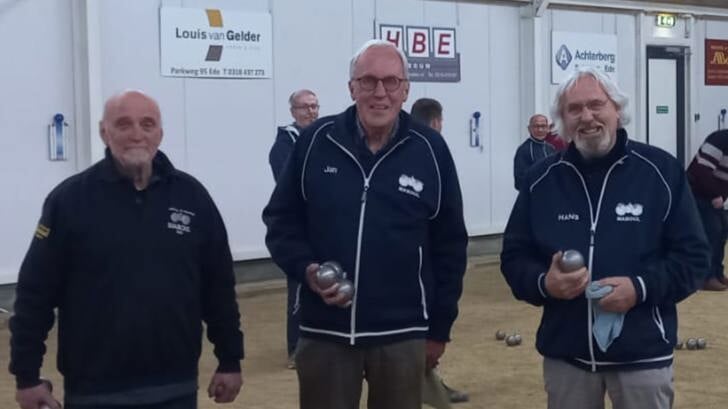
[
  {"xmin": 269, "ymin": 89, "xmax": 319, "ymax": 182},
  {"xmin": 268, "ymin": 89, "xmax": 319, "ymax": 370},
  {"xmin": 263, "ymin": 39, "xmax": 467, "ymax": 409},
  {"xmin": 513, "ymin": 114, "xmax": 557, "ymax": 191}
]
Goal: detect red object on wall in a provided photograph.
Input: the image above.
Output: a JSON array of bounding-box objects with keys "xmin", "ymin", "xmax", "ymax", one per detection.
[{"xmin": 706, "ymin": 39, "xmax": 728, "ymax": 86}]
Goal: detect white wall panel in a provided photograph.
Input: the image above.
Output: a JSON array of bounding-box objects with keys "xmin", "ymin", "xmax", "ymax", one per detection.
[{"xmin": 0, "ymin": 0, "xmax": 78, "ymax": 283}]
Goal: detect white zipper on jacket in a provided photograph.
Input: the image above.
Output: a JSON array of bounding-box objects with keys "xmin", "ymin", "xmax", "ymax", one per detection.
[
  {"xmin": 326, "ymin": 134, "xmax": 410, "ymax": 345},
  {"xmin": 529, "ymin": 138, "xmax": 550, "ymax": 162},
  {"xmin": 562, "ymin": 155, "xmax": 627, "ymax": 372}
]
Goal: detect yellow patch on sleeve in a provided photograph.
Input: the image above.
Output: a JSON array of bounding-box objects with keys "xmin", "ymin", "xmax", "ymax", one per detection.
[{"xmin": 35, "ymin": 223, "xmax": 50, "ymax": 239}]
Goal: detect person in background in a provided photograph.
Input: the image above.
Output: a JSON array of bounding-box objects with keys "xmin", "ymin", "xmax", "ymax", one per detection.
[
  {"xmin": 269, "ymin": 89, "xmax": 320, "ymax": 182},
  {"xmin": 686, "ymin": 129, "xmax": 728, "ymax": 291},
  {"xmin": 411, "ymin": 96, "xmax": 469, "ymax": 405},
  {"xmin": 268, "ymin": 88, "xmax": 320, "ymax": 368},
  {"xmin": 513, "ymin": 114, "xmax": 556, "ymax": 191},
  {"xmin": 545, "ymin": 121, "xmax": 568, "ymax": 151}
]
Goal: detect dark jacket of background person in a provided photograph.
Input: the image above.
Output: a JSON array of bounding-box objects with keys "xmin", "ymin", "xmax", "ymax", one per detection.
[
  {"xmin": 513, "ymin": 136, "xmax": 556, "ymax": 191},
  {"xmin": 269, "ymin": 124, "xmax": 301, "ymax": 182},
  {"xmin": 687, "ymin": 129, "xmax": 728, "ymax": 200},
  {"xmin": 10, "ymin": 150, "xmax": 244, "ymax": 398},
  {"xmin": 501, "ymin": 129, "xmax": 709, "ymax": 372},
  {"xmin": 263, "ymin": 106, "xmax": 468, "ymax": 346}
]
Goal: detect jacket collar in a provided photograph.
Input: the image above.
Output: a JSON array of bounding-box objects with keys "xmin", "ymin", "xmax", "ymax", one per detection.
[{"xmin": 328, "ymin": 105, "xmax": 412, "ymax": 154}]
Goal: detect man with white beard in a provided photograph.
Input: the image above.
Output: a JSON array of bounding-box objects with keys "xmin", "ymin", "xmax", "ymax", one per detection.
[{"xmin": 500, "ymin": 67, "xmax": 709, "ymax": 409}]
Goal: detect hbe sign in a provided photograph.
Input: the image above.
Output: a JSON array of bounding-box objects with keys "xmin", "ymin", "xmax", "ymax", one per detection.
[{"xmin": 377, "ymin": 23, "xmax": 461, "ymax": 83}]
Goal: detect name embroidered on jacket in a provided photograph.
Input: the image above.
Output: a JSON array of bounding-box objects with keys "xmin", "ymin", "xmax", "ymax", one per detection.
[
  {"xmin": 167, "ymin": 207, "xmax": 195, "ymax": 234},
  {"xmin": 324, "ymin": 165, "xmax": 338, "ymax": 174},
  {"xmin": 557, "ymin": 213, "xmax": 580, "ymax": 221},
  {"xmin": 616, "ymin": 202, "xmax": 642, "ymax": 222},
  {"xmin": 398, "ymin": 174, "xmax": 424, "ymax": 198}
]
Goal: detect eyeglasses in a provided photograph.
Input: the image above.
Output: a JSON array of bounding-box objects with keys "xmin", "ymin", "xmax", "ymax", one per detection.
[
  {"xmin": 293, "ymin": 104, "xmax": 320, "ymax": 111},
  {"xmin": 354, "ymin": 76, "xmax": 407, "ymax": 92}
]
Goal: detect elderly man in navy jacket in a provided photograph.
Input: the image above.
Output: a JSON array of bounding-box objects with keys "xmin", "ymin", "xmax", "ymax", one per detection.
[
  {"xmin": 501, "ymin": 67, "xmax": 709, "ymax": 409},
  {"xmin": 263, "ymin": 39, "xmax": 467, "ymax": 409}
]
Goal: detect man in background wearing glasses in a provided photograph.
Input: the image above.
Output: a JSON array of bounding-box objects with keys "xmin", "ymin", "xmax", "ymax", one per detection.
[
  {"xmin": 263, "ymin": 39, "xmax": 467, "ymax": 409},
  {"xmin": 269, "ymin": 89, "xmax": 319, "ymax": 182},
  {"xmin": 268, "ymin": 88, "xmax": 320, "ymax": 370},
  {"xmin": 513, "ymin": 114, "xmax": 556, "ymax": 191}
]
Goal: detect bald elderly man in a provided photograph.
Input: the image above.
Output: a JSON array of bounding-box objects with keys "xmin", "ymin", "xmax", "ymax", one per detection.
[
  {"xmin": 513, "ymin": 114, "xmax": 556, "ymax": 191},
  {"xmin": 10, "ymin": 90, "xmax": 244, "ymax": 409}
]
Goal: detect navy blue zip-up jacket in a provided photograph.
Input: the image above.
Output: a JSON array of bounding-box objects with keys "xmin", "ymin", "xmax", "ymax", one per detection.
[
  {"xmin": 263, "ymin": 105, "xmax": 468, "ymax": 346},
  {"xmin": 269, "ymin": 124, "xmax": 301, "ymax": 182},
  {"xmin": 514, "ymin": 136, "xmax": 556, "ymax": 191},
  {"xmin": 501, "ymin": 129, "xmax": 709, "ymax": 372},
  {"xmin": 10, "ymin": 150, "xmax": 243, "ymax": 397}
]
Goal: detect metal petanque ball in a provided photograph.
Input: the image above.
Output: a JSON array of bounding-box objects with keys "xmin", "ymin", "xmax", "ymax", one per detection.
[
  {"xmin": 316, "ymin": 262, "xmax": 341, "ymax": 289},
  {"xmin": 337, "ymin": 278, "xmax": 355, "ymax": 302},
  {"xmin": 686, "ymin": 338, "xmax": 698, "ymax": 350},
  {"xmin": 322, "ymin": 261, "xmax": 344, "ymax": 276},
  {"xmin": 513, "ymin": 334, "xmax": 522, "ymax": 345},
  {"xmin": 559, "ymin": 250, "xmax": 585, "ymax": 272},
  {"xmin": 697, "ymin": 338, "xmax": 707, "ymax": 350},
  {"xmin": 505, "ymin": 335, "xmax": 519, "ymax": 347},
  {"xmin": 675, "ymin": 340, "xmax": 684, "ymax": 350},
  {"xmin": 495, "ymin": 330, "xmax": 507, "ymax": 341}
]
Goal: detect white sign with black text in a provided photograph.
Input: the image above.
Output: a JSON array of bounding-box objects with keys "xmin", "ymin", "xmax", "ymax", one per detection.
[
  {"xmin": 551, "ymin": 31, "xmax": 617, "ymax": 84},
  {"xmin": 160, "ymin": 7, "xmax": 272, "ymax": 79}
]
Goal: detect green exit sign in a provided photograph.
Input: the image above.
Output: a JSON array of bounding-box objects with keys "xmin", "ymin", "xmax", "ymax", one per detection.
[{"xmin": 656, "ymin": 14, "xmax": 676, "ymax": 28}]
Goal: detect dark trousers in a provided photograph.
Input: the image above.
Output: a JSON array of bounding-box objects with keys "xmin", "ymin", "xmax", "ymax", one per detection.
[
  {"xmin": 295, "ymin": 337, "xmax": 425, "ymax": 409},
  {"xmin": 65, "ymin": 393, "xmax": 196, "ymax": 409},
  {"xmin": 695, "ymin": 197, "xmax": 728, "ymax": 280},
  {"xmin": 287, "ymin": 277, "xmax": 301, "ymax": 356}
]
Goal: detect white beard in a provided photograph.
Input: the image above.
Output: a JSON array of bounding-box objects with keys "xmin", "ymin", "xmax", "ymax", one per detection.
[{"xmin": 574, "ymin": 130, "xmax": 613, "ymax": 159}]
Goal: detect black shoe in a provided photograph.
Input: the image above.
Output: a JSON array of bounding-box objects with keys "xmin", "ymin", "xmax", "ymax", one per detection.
[{"xmin": 442, "ymin": 381, "xmax": 469, "ymax": 403}]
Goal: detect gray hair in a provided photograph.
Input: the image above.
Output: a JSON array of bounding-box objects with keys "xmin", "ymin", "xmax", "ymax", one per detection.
[
  {"xmin": 550, "ymin": 66, "xmax": 630, "ymax": 140},
  {"xmin": 288, "ymin": 89, "xmax": 317, "ymax": 108},
  {"xmin": 349, "ymin": 39, "xmax": 409, "ymax": 80}
]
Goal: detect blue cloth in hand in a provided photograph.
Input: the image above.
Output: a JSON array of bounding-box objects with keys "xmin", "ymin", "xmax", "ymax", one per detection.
[{"xmin": 585, "ymin": 282, "xmax": 624, "ymax": 353}]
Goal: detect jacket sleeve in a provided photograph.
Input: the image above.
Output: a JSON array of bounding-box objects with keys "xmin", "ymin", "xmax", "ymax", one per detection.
[
  {"xmin": 513, "ymin": 144, "xmax": 529, "ymax": 191},
  {"xmin": 686, "ymin": 131, "xmax": 728, "ymax": 200},
  {"xmin": 10, "ymin": 194, "xmax": 66, "ymax": 389},
  {"xmin": 262, "ymin": 134, "xmax": 315, "ymax": 283},
  {"xmin": 269, "ymin": 131, "xmax": 295, "ymax": 183},
  {"xmin": 427, "ymin": 142, "xmax": 468, "ymax": 342},
  {"xmin": 500, "ymin": 189, "xmax": 551, "ymax": 306},
  {"xmin": 199, "ymin": 189, "xmax": 244, "ymax": 372},
  {"xmin": 638, "ymin": 163, "xmax": 711, "ymax": 305}
]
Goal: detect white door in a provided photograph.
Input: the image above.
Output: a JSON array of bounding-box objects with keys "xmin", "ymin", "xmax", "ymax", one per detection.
[
  {"xmin": 646, "ymin": 46, "xmax": 686, "ymax": 164},
  {"xmin": 0, "ymin": 0, "xmax": 78, "ymax": 284}
]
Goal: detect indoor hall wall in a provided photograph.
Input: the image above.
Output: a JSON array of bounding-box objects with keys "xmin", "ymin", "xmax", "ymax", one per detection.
[
  {"xmin": 360, "ymin": 0, "xmax": 523, "ymax": 235},
  {"xmin": 99, "ymin": 0, "xmax": 353, "ymax": 260},
  {"xmin": 97, "ymin": 0, "xmax": 524, "ymax": 260},
  {"xmin": 538, "ymin": 8, "xmax": 638, "ymax": 141},
  {"xmin": 0, "ymin": 0, "xmax": 78, "ymax": 284}
]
